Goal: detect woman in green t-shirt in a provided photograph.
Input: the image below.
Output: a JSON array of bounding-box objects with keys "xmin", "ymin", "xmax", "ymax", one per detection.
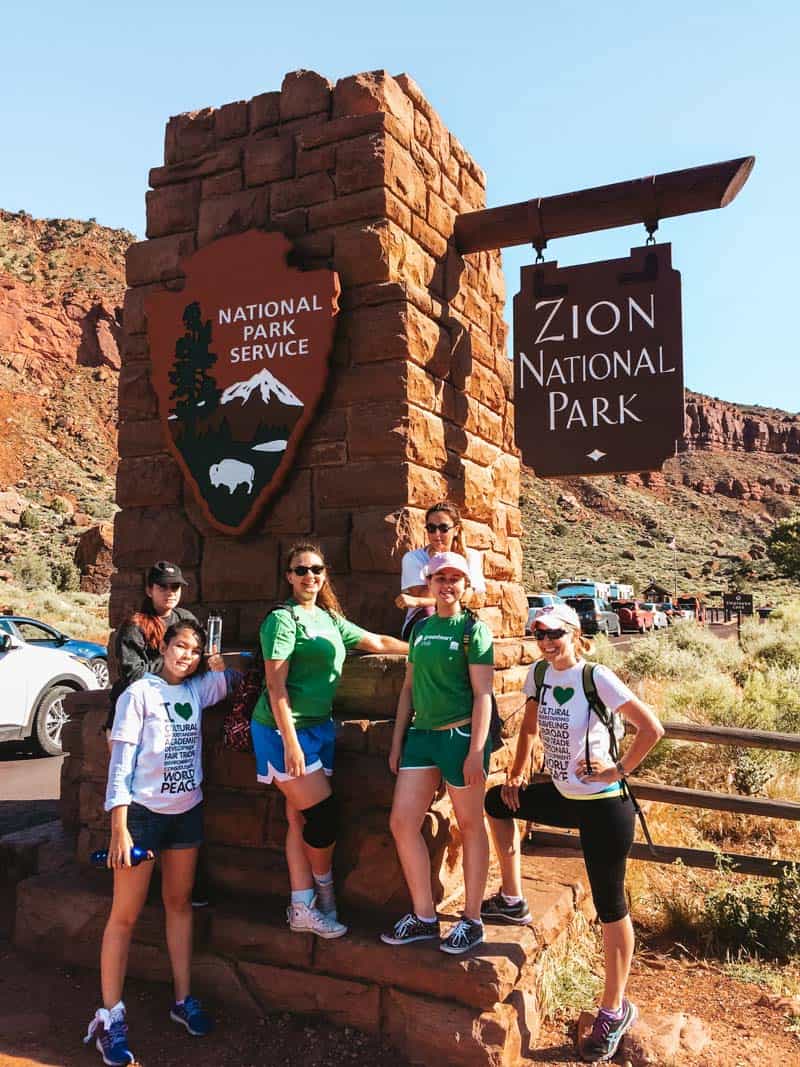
[
  {"xmin": 382, "ymin": 551, "xmax": 494, "ymax": 955},
  {"xmin": 251, "ymin": 542, "xmax": 408, "ymax": 940}
]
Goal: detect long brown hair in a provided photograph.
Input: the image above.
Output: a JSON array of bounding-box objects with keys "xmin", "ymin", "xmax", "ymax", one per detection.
[
  {"xmin": 128, "ymin": 592, "xmax": 167, "ymax": 651},
  {"xmin": 425, "ymin": 501, "xmax": 467, "ymax": 557},
  {"xmin": 285, "ymin": 542, "xmax": 344, "ymax": 616}
]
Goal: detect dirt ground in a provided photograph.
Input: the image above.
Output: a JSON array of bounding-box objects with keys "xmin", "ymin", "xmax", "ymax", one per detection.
[{"xmin": 0, "ymin": 941, "xmax": 798, "ymax": 1067}]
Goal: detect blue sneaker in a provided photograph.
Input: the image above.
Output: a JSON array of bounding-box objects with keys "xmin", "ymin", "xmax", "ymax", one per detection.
[
  {"xmin": 170, "ymin": 995, "xmax": 214, "ymax": 1036},
  {"xmin": 84, "ymin": 1004, "xmax": 134, "ymax": 1066}
]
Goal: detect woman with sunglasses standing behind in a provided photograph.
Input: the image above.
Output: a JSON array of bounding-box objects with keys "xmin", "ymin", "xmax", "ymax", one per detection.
[
  {"xmin": 482, "ymin": 604, "xmax": 664, "ymax": 1063},
  {"xmin": 395, "ymin": 501, "xmax": 485, "ymax": 641},
  {"xmin": 252, "ymin": 543, "xmax": 408, "ymax": 939}
]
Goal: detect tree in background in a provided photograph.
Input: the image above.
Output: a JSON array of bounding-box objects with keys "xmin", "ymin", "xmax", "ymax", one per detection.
[{"xmin": 765, "ymin": 515, "xmax": 800, "ymax": 579}]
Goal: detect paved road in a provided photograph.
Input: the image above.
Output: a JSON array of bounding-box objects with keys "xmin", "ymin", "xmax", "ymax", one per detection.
[{"xmin": 0, "ymin": 746, "xmax": 62, "ymax": 837}]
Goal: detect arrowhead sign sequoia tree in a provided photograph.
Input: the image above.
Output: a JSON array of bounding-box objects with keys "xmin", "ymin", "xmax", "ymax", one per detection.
[{"xmin": 147, "ymin": 231, "xmax": 340, "ymax": 534}]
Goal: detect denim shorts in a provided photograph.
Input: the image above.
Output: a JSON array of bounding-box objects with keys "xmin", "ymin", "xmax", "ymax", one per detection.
[
  {"xmin": 125, "ymin": 800, "xmax": 204, "ymax": 853},
  {"xmin": 251, "ymin": 718, "xmax": 335, "ymax": 783}
]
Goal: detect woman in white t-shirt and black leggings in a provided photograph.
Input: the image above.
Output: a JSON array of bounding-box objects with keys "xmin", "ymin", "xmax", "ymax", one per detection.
[
  {"xmin": 483, "ymin": 604, "xmax": 664, "ymax": 1063},
  {"xmin": 395, "ymin": 501, "xmax": 485, "ymax": 640}
]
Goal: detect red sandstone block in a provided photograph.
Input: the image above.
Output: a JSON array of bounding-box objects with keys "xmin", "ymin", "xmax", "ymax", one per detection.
[
  {"xmin": 333, "ymin": 70, "xmax": 414, "ymax": 131},
  {"xmin": 258, "ymin": 468, "xmax": 312, "ymax": 533},
  {"xmin": 243, "ymin": 133, "xmax": 294, "ymax": 185},
  {"xmin": 201, "ymin": 537, "xmax": 279, "ymax": 601},
  {"xmin": 113, "ymin": 506, "xmax": 200, "ymax": 569},
  {"xmin": 411, "ymin": 212, "xmax": 448, "ymax": 258},
  {"xmin": 407, "ymin": 461, "xmax": 451, "ymax": 507},
  {"xmin": 248, "ymin": 91, "xmax": 280, "ymax": 131},
  {"xmin": 385, "ymin": 137, "xmax": 427, "ymax": 216},
  {"xmin": 501, "ymin": 583, "xmax": 528, "ymax": 637},
  {"xmin": 440, "ymin": 172, "xmax": 463, "ymax": 212},
  {"xmin": 309, "ymin": 187, "xmax": 407, "ymax": 231},
  {"xmin": 116, "ymin": 455, "xmax": 182, "ymax": 509},
  {"xmin": 348, "ymin": 507, "xmax": 410, "ymax": 574},
  {"xmin": 297, "ymin": 439, "xmax": 346, "ymax": 467},
  {"xmin": 467, "ymin": 360, "xmax": 506, "ymax": 413},
  {"xmin": 123, "ymin": 280, "xmax": 173, "ymax": 337},
  {"xmin": 414, "ymin": 109, "xmax": 432, "ymax": 149},
  {"xmin": 149, "ymin": 144, "xmax": 242, "ymax": 189},
  {"xmin": 296, "ymin": 142, "xmax": 335, "ymax": 176},
  {"xmin": 203, "ymin": 745, "xmax": 261, "ymax": 794},
  {"xmin": 238, "ymin": 961, "xmax": 380, "ymax": 1034},
  {"xmin": 126, "ymin": 232, "xmax": 195, "ymax": 287},
  {"xmin": 197, "ymin": 187, "xmax": 269, "ymax": 247},
  {"xmin": 428, "ymin": 190, "xmax": 457, "ymax": 238},
  {"xmin": 210, "ymin": 908, "xmax": 313, "ymax": 968},
  {"xmin": 214, "ymin": 100, "xmax": 248, "ymax": 140},
  {"xmin": 461, "ymin": 431, "xmax": 501, "ymax": 467},
  {"xmin": 146, "ymin": 181, "xmax": 201, "ymax": 239},
  {"xmin": 271, "ymin": 172, "xmax": 334, "ymax": 214},
  {"xmin": 298, "ymin": 111, "xmax": 408, "ymax": 150},
  {"xmin": 201, "ymin": 169, "xmax": 242, "ymax": 198},
  {"xmin": 204, "ymin": 790, "xmax": 269, "ymax": 849},
  {"xmin": 271, "ymin": 207, "xmax": 307, "ymax": 238},
  {"xmin": 120, "ymin": 332, "xmax": 148, "ymax": 364},
  {"xmin": 164, "ymin": 109, "xmax": 216, "ymax": 165},
  {"xmin": 333, "ymin": 222, "xmax": 391, "ymax": 287},
  {"xmin": 315, "ymin": 460, "xmax": 405, "ymax": 509},
  {"xmin": 310, "ymin": 507, "xmax": 351, "ymax": 536},
  {"xmin": 460, "ymin": 166, "xmax": 485, "ymax": 210},
  {"xmin": 334, "ymin": 133, "xmax": 385, "ymax": 196},
  {"xmin": 280, "ymin": 69, "xmax": 332, "ymax": 121},
  {"xmin": 117, "ymin": 363, "xmax": 157, "ymax": 419},
  {"xmin": 405, "ymin": 405, "xmax": 447, "ymax": 469},
  {"xmin": 335, "ymin": 719, "xmax": 370, "ymax": 753}
]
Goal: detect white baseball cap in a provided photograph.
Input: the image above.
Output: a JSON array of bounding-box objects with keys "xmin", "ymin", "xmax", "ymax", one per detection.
[
  {"xmin": 424, "ymin": 552, "xmax": 471, "ymax": 582},
  {"xmin": 532, "ymin": 604, "xmax": 581, "ymax": 631}
]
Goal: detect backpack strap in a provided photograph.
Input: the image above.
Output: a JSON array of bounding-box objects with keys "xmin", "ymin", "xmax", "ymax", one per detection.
[
  {"xmin": 532, "ymin": 658, "xmax": 548, "ymax": 702},
  {"xmin": 461, "ymin": 607, "xmax": 476, "ymax": 654}
]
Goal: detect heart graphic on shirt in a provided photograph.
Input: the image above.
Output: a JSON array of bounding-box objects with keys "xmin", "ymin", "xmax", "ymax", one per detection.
[
  {"xmin": 553, "ymin": 686, "xmax": 574, "ymax": 705},
  {"xmin": 174, "ymin": 702, "xmax": 193, "ymax": 721}
]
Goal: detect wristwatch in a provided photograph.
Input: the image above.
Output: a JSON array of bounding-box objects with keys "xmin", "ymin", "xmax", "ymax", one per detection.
[{"xmin": 615, "ymin": 760, "xmax": 627, "ymax": 779}]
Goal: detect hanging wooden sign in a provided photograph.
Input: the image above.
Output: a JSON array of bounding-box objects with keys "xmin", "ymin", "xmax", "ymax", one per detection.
[
  {"xmin": 147, "ymin": 230, "xmax": 339, "ymax": 534},
  {"xmin": 513, "ymin": 243, "xmax": 684, "ymax": 477}
]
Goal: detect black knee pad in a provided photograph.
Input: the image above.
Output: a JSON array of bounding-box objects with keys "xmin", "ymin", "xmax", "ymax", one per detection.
[{"xmin": 301, "ymin": 794, "xmax": 338, "ymax": 849}]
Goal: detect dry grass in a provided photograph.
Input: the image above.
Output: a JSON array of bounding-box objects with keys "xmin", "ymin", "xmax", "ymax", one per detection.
[{"xmin": 0, "ymin": 579, "xmax": 109, "ymax": 644}]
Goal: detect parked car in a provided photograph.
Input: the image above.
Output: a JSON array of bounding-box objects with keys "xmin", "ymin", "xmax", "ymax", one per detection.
[
  {"xmin": 0, "ymin": 631, "xmax": 98, "ymax": 754},
  {"xmin": 525, "ymin": 593, "xmax": 565, "ymax": 634},
  {"xmin": 676, "ymin": 596, "xmax": 706, "ymax": 623},
  {"xmin": 655, "ymin": 602, "xmax": 681, "ymax": 624},
  {"xmin": 641, "ymin": 602, "xmax": 669, "ymax": 629},
  {"xmin": 613, "ymin": 600, "xmax": 656, "ymax": 633},
  {"xmin": 564, "ymin": 597, "xmax": 622, "ymax": 637},
  {"xmin": 0, "ymin": 614, "xmax": 108, "ymax": 687}
]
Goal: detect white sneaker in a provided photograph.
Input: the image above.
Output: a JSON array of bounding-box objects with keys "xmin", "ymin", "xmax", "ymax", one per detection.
[{"xmin": 287, "ymin": 899, "xmax": 348, "ymax": 938}]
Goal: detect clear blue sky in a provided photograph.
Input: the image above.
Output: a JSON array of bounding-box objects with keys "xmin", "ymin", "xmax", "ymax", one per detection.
[{"xmin": 3, "ymin": 1, "xmax": 797, "ymax": 410}]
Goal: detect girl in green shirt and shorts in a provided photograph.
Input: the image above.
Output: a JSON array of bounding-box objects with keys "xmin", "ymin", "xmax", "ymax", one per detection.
[
  {"xmin": 252, "ymin": 542, "xmax": 408, "ymax": 939},
  {"xmin": 382, "ymin": 551, "xmax": 494, "ymax": 954}
]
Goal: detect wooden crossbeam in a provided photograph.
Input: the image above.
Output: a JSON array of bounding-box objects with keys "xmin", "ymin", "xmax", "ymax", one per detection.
[
  {"xmin": 662, "ymin": 721, "xmax": 800, "ymax": 752},
  {"xmin": 454, "ymin": 156, "xmax": 755, "ymax": 254}
]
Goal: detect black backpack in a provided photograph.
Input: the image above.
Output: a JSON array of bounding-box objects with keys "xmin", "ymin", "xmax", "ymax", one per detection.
[
  {"xmin": 412, "ymin": 609, "xmax": 504, "ymax": 753},
  {"xmin": 531, "ymin": 659, "xmax": 656, "ymax": 853}
]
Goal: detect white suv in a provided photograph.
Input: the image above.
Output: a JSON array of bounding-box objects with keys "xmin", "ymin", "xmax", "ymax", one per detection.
[{"xmin": 0, "ymin": 631, "xmax": 98, "ymax": 755}]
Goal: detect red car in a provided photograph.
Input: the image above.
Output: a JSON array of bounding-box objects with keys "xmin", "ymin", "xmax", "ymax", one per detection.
[{"xmin": 613, "ymin": 600, "xmax": 656, "ymax": 633}]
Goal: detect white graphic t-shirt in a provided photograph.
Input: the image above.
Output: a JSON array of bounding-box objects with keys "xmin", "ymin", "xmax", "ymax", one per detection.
[
  {"xmin": 108, "ymin": 671, "xmax": 229, "ymax": 814},
  {"xmin": 522, "ymin": 660, "xmax": 635, "ymax": 799}
]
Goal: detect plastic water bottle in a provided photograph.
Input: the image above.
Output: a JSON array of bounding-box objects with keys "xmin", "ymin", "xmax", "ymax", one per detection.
[
  {"xmin": 206, "ymin": 614, "xmax": 223, "ymax": 655},
  {"xmin": 90, "ymin": 846, "xmax": 153, "ymax": 867}
]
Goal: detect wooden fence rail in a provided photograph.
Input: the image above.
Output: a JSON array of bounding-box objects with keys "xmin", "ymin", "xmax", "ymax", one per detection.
[{"xmin": 524, "ymin": 720, "xmax": 799, "ymax": 879}]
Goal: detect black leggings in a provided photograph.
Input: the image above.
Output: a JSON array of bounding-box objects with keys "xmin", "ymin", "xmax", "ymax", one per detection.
[{"xmin": 484, "ymin": 780, "xmax": 635, "ymax": 923}]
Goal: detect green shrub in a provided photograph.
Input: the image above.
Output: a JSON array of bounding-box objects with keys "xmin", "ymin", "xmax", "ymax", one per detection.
[
  {"xmin": 587, "ymin": 633, "xmax": 622, "ymax": 671},
  {"xmin": 741, "ymin": 667, "xmax": 800, "ymax": 734},
  {"xmin": 622, "ymin": 635, "xmax": 698, "ymax": 680},
  {"xmin": 52, "ymin": 560, "xmax": 80, "ymax": 592},
  {"xmin": 703, "ymin": 862, "xmax": 800, "ymax": 959},
  {"xmin": 663, "ymin": 672, "xmax": 742, "ymax": 725},
  {"xmin": 14, "ymin": 553, "xmax": 51, "ymax": 590},
  {"xmin": 49, "ymin": 496, "xmax": 70, "ymax": 515},
  {"xmin": 19, "ymin": 507, "xmax": 40, "ymax": 530}
]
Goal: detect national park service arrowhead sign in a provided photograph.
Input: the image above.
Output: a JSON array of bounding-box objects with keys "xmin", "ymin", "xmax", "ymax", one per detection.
[
  {"xmin": 513, "ymin": 243, "xmax": 684, "ymax": 477},
  {"xmin": 147, "ymin": 231, "xmax": 339, "ymax": 534}
]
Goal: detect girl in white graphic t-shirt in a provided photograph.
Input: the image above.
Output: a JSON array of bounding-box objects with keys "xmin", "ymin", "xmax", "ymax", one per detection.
[
  {"xmin": 483, "ymin": 604, "xmax": 664, "ymax": 1063},
  {"xmin": 85, "ymin": 620, "xmax": 239, "ymax": 1067}
]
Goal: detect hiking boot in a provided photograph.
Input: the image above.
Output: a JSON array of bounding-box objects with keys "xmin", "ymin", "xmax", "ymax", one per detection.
[
  {"xmin": 440, "ymin": 917, "xmax": 485, "ymax": 955},
  {"xmin": 170, "ymin": 995, "xmax": 214, "ymax": 1036},
  {"xmin": 84, "ymin": 1004, "xmax": 134, "ymax": 1066},
  {"xmin": 380, "ymin": 912, "xmax": 440, "ymax": 945},
  {"xmin": 580, "ymin": 998, "xmax": 638, "ymax": 1062},
  {"xmin": 287, "ymin": 899, "xmax": 348, "ymax": 938},
  {"xmin": 480, "ymin": 891, "xmax": 532, "ymax": 925}
]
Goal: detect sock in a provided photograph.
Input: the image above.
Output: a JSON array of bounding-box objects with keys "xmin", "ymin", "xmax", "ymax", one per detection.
[
  {"xmin": 174, "ymin": 998, "xmax": 185, "ymax": 1008},
  {"xmin": 291, "ymin": 888, "xmax": 315, "ymax": 907},
  {"xmin": 313, "ymin": 870, "xmax": 336, "ymax": 914},
  {"xmin": 313, "ymin": 869, "xmax": 333, "ymax": 886},
  {"xmin": 416, "ymin": 914, "xmax": 436, "ymax": 924},
  {"xmin": 501, "ymin": 892, "xmax": 523, "ymax": 905},
  {"xmin": 600, "ymin": 1003, "xmax": 624, "ymax": 1019}
]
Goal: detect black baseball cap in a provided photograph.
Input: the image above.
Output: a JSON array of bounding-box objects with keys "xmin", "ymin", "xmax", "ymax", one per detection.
[{"xmin": 147, "ymin": 561, "xmax": 188, "ymax": 587}]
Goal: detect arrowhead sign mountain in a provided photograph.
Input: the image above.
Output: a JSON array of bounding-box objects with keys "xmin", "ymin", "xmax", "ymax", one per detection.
[{"xmin": 147, "ymin": 231, "xmax": 340, "ymax": 534}]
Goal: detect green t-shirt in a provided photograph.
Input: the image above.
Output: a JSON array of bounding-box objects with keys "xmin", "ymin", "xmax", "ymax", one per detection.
[
  {"xmin": 408, "ymin": 612, "xmax": 494, "ymax": 730},
  {"xmin": 252, "ymin": 601, "xmax": 367, "ymax": 730}
]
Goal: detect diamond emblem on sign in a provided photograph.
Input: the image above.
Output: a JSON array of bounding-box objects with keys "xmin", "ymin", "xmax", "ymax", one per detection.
[{"xmin": 587, "ymin": 449, "xmax": 606, "ymax": 463}]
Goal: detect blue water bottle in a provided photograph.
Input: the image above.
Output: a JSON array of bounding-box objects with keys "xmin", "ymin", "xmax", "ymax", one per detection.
[{"xmin": 90, "ymin": 846, "xmax": 153, "ymax": 867}]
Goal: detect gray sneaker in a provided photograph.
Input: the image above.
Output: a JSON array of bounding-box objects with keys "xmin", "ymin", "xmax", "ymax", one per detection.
[
  {"xmin": 287, "ymin": 899, "xmax": 347, "ymax": 939},
  {"xmin": 580, "ymin": 999, "xmax": 638, "ymax": 1062}
]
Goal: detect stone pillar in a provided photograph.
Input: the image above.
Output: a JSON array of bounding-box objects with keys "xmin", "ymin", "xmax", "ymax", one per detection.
[{"xmin": 113, "ymin": 69, "xmax": 526, "ymax": 640}]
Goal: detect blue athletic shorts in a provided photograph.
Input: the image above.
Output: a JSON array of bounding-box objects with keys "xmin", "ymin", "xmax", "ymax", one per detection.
[
  {"xmin": 251, "ymin": 719, "xmax": 336, "ymax": 784},
  {"xmin": 125, "ymin": 800, "xmax": 204, "ymax": 853}
]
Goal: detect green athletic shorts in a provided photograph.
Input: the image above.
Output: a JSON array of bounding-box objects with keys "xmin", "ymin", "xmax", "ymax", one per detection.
[{"xmin": 399, "ymin": 724, "xmax": 490, "ymax": 788}]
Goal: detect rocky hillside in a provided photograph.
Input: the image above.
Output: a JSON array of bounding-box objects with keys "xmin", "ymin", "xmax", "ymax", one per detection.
[
  {"xmin": 0, "ymin": 209, "xmax": 130, "ymax": 595},
  {"xmin": 0, "ymin": 206, "xmax": 797, "ymax": 610}
]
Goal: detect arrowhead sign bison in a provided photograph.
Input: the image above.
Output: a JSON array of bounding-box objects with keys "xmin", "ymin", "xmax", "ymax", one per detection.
[{"xmin": 146, "ymin": 231, "xmax": 340, "ymax": 535}]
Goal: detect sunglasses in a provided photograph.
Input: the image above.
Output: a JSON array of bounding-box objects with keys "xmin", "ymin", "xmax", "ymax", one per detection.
[
  {"xmin": 290, "ymin": 564, "xmax": 325, "ymax": 576},
  {"xmin": 426, "ymin": 522, "xmax": 454, "ymax": 534},
  {"xmin": 533, "ymin": 628, "xmax": 568, "ymax": 641},
  {"xmin": 156, "ymin": 582, "xmax": 182, "ymax": 592}
]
